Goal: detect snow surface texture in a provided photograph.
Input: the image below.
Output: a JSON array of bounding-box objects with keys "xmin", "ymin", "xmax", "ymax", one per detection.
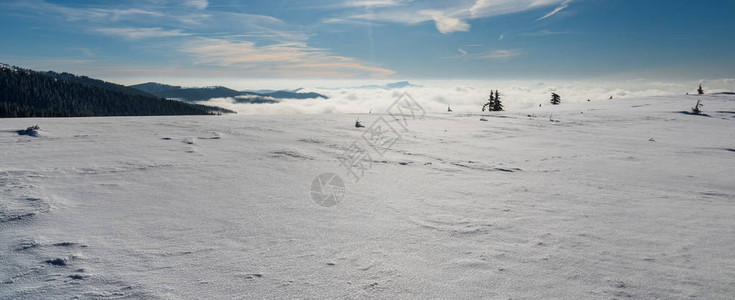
[{"xmin": 1, "ymin": 94, "xmax": 734, "ymax": 299}]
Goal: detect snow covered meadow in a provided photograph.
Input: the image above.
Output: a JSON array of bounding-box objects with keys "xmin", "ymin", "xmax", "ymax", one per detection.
[{"xmin": 1, "ymin": 91, "xmax": 735, "ymax": 298}]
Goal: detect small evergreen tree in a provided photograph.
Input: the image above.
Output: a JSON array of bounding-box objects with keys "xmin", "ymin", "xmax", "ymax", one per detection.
[
  {"xmin": 492, "ymin": 89, "xmax": 503, "ymax": 111},
  {"xmin": 482, "ymin": 90, "xmax": 495, "ymax": 112},
  {"xmin": 697, "ymin": 84, "xmax": 704, "ymax": 95},
  {"xmin": 692, "ymin": 100, "xmax": 703, "ymax": 114},
  {"xmin": 550, "ymin": 92, "xmax": 561, "ymax": 105}
]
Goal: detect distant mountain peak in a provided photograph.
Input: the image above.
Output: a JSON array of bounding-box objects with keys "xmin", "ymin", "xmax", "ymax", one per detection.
[
  {"xmin": 318, "ymin": 81, "xmax": 421, "ymax": 90},
  {"xmin": 385, "ymin": 81, "xmax": 418, "ymax": 89},
  {"xmin": 131, "ymin": 82, "xmax": 182, "ymax": 89},
  {"xmin": 139, "ymin": 82, "xmax": 178, "ymax": 87},
  {"xmin": 243, "ymin": 87, "xmax": 304, "ymax": 94}
]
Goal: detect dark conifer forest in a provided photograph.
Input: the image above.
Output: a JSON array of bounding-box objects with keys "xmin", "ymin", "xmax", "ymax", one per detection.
[{"xmin": 0, "ymin": 64, "xmax": 234, "ymax": 118}]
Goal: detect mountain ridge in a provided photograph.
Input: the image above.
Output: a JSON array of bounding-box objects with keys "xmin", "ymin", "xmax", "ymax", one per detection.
[
  {"xmin": 0, "ymin": 64, "xmax": 234, "ymax": 118},
  {"xmin": 130, "ymin": 83, "xmax": 327, "ymax": 102},
  {"xmin": 317, "ymin": 81, "xmax": 421, "ymax": 90}
]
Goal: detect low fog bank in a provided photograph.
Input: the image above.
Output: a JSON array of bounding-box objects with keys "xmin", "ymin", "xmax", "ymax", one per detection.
[{"xmin": 199, "ymin": 79, "xmax": 735, "ymax": 115}]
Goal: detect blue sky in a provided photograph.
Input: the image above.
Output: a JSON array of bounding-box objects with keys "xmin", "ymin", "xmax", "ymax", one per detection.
[{"xmin": 1, "ymin": 0, "xmax": 734, "ymax": 85}]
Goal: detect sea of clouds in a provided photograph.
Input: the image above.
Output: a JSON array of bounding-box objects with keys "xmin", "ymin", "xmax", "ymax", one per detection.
[{"xmin": 198, "ymin": 79, "xmax": 735, "ymax": 115}]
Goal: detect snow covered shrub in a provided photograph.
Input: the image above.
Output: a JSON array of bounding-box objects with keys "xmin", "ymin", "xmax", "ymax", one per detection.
[{"xmin": 19, "ymin": 124, "xmax": 40, "ymax": 136}]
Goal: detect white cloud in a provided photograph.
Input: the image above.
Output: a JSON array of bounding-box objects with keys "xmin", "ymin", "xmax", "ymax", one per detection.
[
  {"xmin": 343, "ymin": 0, "xmax": 570, "ymax": 34},
  {"xmin": 518, "ymin": 29, "xmax": 574, "ymax": 36},
  {"xmin": 343, "ymin": 0, "xmax": 406, "ymax": 7},
  {"xmin": 92, "ymin": 27, "xmax": 191, "ymax": 40},
  {"xmin": 199, "ymin": 79, "xmax": 717, "ymax": 115},
  {"xmin": 537, "ymin": 0, "xmax": 572, "ymax": 21},
  {"xmin": 455, "ymin": 48, "xmax": 469, "ymax": 61},
  {"xmin": 477, "ymin": 49, "xmax": 521, "ymax": 59},
  {"xmin": 182, "ymin": 38, "xmax": 396, "ymax": 78},
  {"xmin": 469, "ymin": 0, "xmax": 489, "ymax": 17},
  {"xmin": 6, "ymin": 1, "xmax": 398, "ymax": 79},
  {"xmin": 426, "ymin": 11, "xmax": 471, "ymax": 34},
  {"xmin": 466, "ymin": 0, "xmax": 566, "ymax": 18},
  {"xmin": 98, "ymin": 8, "xmax": 163, "ymax": 21},
  {"xmin": 185, "ymin": 0, "xmax": 208, "ymax": 10},
  {"xmin": 13, "ymin": 1, "xmax": 163, "ymax": 22},
  {"xmin": 444, "ymin": 48, "xmax": 521, "ymax": 60},
  {"xmin": 8, "ymin": 1, "xmax": 214, "ymax": 26},
  {"xmin": 321, "ymin": 18, "xmax": 379, "ymax": 26}
]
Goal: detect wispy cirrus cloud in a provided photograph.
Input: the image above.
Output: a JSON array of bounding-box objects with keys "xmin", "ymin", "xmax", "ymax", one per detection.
[
  {"xmin": 305, "ymin": 0, "xmax": 408, "ymax": 10},
  {"xmin": 2, "ymin": 0, "xmax": 399, "ymax": 78},
  {"xmin": 477, "ymin": 49, "xmax": 521, "ymax": 59},
  {"xmin": 321, "ymin": 17, "xmax": 379, "ymax": 26},
  {"xmin": 518, "ymin": 29, "xmax": 576, "ymax": 36},
  {"xmin": 92, "ymin": 27, "xmax": 191, "ymax": 40},
  {"xmin": 339, "ymin": 0, "xmax": 573, "ymax": 34},
  {"xmin": 537, "ymin": 0, "xmax": 572, "ymax": 21},
  {"xmin": 343, "ymin": 0, "xmax": 407, "ymax": 8},
  {"xmin": 185, "ymin": 0, "xmax": 209, "ymax": 10},
  {"xmin": 5, "ymin": 0, "xmax": 203, "ymax": 26},
  {"xmin": 182, "ymin": 38, "xmax": 396, "ymax": 78},
  {"xmin": 10, "ymin": 0, "xmax": 163, "ymax": 22},
  {"xmin": 83, "ymin": 8, "xmax": 163, "ymax": 22},
  {"xmin": 445, "ymin": 48, "xmax": 521, "ymax": 60}
]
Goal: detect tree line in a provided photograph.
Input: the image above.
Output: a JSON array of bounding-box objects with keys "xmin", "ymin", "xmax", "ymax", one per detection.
[
  {"xmin": 0, "ymin": 65, "xmax": 234, "ymax": 118},
  {"xmin": 477, "ymin": 83, "xmax": 709, "ymax": 112}
]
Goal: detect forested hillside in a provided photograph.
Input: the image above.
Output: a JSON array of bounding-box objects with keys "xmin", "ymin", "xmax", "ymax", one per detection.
[
  {"xmin": 44, "ymin": 71, "xmax": 156, "ymax": 98},
  {"xmin": 0, "ymin": 64, "xmax": 234, "ymax": 118}
]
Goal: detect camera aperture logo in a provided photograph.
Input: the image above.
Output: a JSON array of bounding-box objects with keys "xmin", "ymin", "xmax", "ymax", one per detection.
[{"xmin": 310, "ymin": 173, "xmax": 345, "ymax": 207}]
